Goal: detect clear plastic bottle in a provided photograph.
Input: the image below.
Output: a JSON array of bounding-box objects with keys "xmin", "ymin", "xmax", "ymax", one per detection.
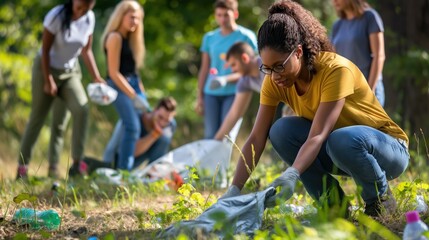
[
  {"xmin": 208, "ymin": 67, "xmax": 225, "ymax": 90},
  {"xmin": 403, "ymin": 210, "xmax": 428, "ymax": 240},
  {"xmin": 13, "ymin": 208, "xmax": 61, "ymax": 230}
]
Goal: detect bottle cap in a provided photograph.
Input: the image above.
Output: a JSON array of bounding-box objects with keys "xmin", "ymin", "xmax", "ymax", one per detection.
[{"xmin": 405, "ymin": 210, "xmax": 420, "ymax": 223}]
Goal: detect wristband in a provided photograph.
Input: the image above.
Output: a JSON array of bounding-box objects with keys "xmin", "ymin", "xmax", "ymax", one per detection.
[{"xmin": 151, "ymin": 130, "xmax": 161, "ymax": 139}]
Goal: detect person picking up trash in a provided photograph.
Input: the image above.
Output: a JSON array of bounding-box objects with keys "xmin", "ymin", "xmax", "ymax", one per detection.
[
  {"xmin": 220, "ymin": 0, "xmax": 409, "ymax": 218},
  {"xmin": 212, "ymin": 41, "xmax": 264, "ymax": 141},
  {"xmin": 102, "ymin": 97, "xmax": 177, "ymax": 170}
]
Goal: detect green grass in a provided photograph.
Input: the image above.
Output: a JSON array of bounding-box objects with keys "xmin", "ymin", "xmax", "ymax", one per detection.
[
  {"xmin": 1, "ymin": 133, "xmax": 429, "ymax": 239},
  {"xmin": 0, "ymin": 159, "xmax": 428, "ymax": 239}
]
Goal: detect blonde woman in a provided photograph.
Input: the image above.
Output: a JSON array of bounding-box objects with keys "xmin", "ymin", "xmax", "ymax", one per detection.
[{"xmin": 101, "ymin": 0, "xmax": 148, "ymax": 170}]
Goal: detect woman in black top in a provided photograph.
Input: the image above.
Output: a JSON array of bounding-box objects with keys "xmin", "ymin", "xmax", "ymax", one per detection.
[{"xmin": 101, "ymin": 0, "xmax": 148, "ymax": 170}]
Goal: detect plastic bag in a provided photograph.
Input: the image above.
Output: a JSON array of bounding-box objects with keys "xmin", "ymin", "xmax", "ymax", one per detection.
[
  {"xmin": 158, "ymin": 187, "xmax": 276, "ymax": 238},
  {"xmin": 131, "ymin": 140, "xmax": 233, "ymax": 188},
  {"xmin": 87, "ymin": 83, "xmax": 118, "ymax": 105}
]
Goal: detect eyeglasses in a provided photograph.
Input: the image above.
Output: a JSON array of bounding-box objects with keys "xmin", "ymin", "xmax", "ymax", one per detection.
[{"xmin": 259, "ymin": 49, "xmax": 296, "ymax": 75}]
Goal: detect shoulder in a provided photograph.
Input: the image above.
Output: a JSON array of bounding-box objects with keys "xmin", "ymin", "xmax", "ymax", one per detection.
[
  {"xmin": 362, "ymin": 8, "xmax": 384, "ymax": 30},
  {"xmin": 86, "ymin": 10, "xmax": 95, "ymax": 23},
  {"xmin": 202, "ymin": 29, "xmax": 221, "ymax": 44},
  {"xmin": 236, "ymin": 26, "xmax": 256, "ymax": 36},
  {"xmin": 46, "ymin": 5, "xmax": 63, "ymax": 17},
  {"xmin": 316, "ymin": 52, "xmax": 361, "ymax": 79},
  {"xmin": 43, "ymin": 5, "xmax": 64, "ymax": 32},
  {"xmin": 236, "ymin": 76, "xmax": 250, "ymax": 92},
  {"xmin": 362, "ymin": 8, "xmax": 383, "ymax": 22},
  {"xmin": 332, "ymin": 19, "xmax": 341, "ymax": 28},
  {"xmin": 44, "ymin": 5, "xmax": 63, "ymax": 22},
  {"xmin": 363, "ymin": 8, "xmax": 381, "ymax": 18},
  {"xmin": 316, "ymin": 52, "xmax": 351, "ymax": 68},
  {"xmin": 204, "ymin": 28, "xmax": 221, "ymax": 37},
  {"xmin": 105, "ymin": 32, "xmax": 122, "ymax": 48}
]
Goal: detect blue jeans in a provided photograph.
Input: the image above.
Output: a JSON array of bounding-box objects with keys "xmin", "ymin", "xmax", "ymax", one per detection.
[
  {"xmin": 103, "ymin": 119, "xmax": 176, "ymax": 169},
  {"xmin": 269, "ymin": 117, "xmax": 409, "ymax": 204},
  {"xmin": 375, "ymin": 79, "xmax": 385, "ymax": 107},
  {"xmin": 107, "ymin": 75, "xmax": 144, "ymax": 170},
  {"xmin": 134, "ymin": 119, "xmax": 176, "ymax": 167},
  {"xmin": 204, "ymin": 94, "xmax": 235, "ymax": 139}
]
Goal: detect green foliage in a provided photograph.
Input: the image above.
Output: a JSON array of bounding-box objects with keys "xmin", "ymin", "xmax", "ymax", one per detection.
[
  {"xmin": 12, "ymin": 232, "xmax": 28, "ymax": 240},
  {"xmin": 13, "ymin": 193, "xmax": 38, "ymax": 204},
  {"xmin": 2, "ymin": 165, "xmax": 429, "ymax": 238},
  {"xmin": 385, "ymin": 48, "xmax": 429, "ymax": 105},
  {"xmin": 395, "ymin": 180, "xmax": 429, "ymax": 212},
  {"xmin": 1, "ymin": 2, "xmax": 429, "ymax": 237},
  {"xmin": 0, "ymin": 0, "xmax": 53, "ymax": 54},
  {"xmin": 148, "ymin": 169, "xmax": 217, "ymax": 227},
  {"xmin": 0, "ymin": 0, "xmax": 359, "ymax": 155},
  {"xmin": 357, "ymin": 214, "xmax": 400, "ymax": 240},
  {"xmin": 0, "ymin": 52, "xmax": 33, "ymax": 138},
  {"xmin": 102, "ymin": 232, "xmax": 115, "ymax": 240},
  {"xmin": 299, "ymin": 0, "xmax": 337, "ymax": 32}
]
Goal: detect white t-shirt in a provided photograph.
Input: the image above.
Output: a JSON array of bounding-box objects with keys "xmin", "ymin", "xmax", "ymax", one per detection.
[{"xmin": 40, "ymin": 5, "xmax": 95, "ymax": 70}]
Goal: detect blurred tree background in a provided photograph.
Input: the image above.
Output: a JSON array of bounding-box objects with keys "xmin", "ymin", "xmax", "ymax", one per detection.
[{"xmin": 0, "ymin": 0, "xmax": 428, "ymax": 177}]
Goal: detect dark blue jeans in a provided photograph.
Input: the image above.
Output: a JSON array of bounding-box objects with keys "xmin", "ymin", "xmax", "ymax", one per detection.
[
  {"xmin": 203, "ymin": 94, "xmax": 235, "ymax": 139},
  {"xmin": 103, "ymin": 119, "xmax": 176, "ymax": 169},
  {"xmin": 269, "ymin": 117, "xmax": 409, "ymax": 204},
  {"xmin": 134, "ymin": 119, "xmax": 176, "ymax": 167},
  {"xmin": 375, "ymin": 79, "xmax": 385, "ymax": 107},
  {"xmin": 107, "ymin": 75, "xmax": 144, "ymax": 170}
]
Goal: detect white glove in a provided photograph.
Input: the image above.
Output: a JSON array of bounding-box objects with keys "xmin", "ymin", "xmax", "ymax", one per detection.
[
  {"xmin": 132, "ymin": 95, "xmax": 150, "ymax": 112},
  {"xmin": 219, "ymin": 185, "xmax": 241, "ymax": 200},
  {"xmin": 265, "ymin": 167, "xmax": 300, "ymax": 208},
  {"xmin": 209, "ymin": 76, "xmax": 227, "ymax": 90}
]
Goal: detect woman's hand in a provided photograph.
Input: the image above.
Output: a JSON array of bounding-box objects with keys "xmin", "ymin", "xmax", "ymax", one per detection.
[
  {"xmin": 43, "ymin": 75, "xmax": 57, "ymax": 96},
  {"xmin": 132, "ymin": 95, "xmax": 150, "ymax": 112},
  {"xmin": 195, "ymin": 95, "xmax": 204, "ymax": 116},
  {"xmin": 93, "ymin": 76, "xmax": 106, "ymax": 84},
  {"xmin": 265, "ymin": 167, "xmax": 300, "ymax": 208},
  {"xmin": 151, "ymin": 118, "xmax": 163, "ymax": 139}
]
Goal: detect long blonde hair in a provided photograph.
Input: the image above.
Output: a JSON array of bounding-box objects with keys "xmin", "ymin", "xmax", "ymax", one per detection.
[{"xmin": 101, "ymin": 0, "xmax": 145, "ymax": 68}]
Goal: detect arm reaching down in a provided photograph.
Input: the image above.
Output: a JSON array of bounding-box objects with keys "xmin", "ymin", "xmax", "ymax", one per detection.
[{"xmin": 214, "ymin": 91, "xmax": 253, "ymax": 140}]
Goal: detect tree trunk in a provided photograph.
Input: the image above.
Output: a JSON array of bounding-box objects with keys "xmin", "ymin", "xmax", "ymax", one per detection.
[{"xmin": 376, "ymin": 0, "xmax": 429, "ymax": 146}]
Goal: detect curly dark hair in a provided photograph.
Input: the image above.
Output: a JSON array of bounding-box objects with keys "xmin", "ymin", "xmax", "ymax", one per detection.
[{"xmin": 257, "ymin": 0, "xmax": 334, "ymax": 75}]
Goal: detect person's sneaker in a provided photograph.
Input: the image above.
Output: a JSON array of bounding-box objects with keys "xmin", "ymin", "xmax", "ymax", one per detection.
[
  {"xmin": 364, "ymin": 188, "xmax": 397, "ymax": 217},
  {"xmin": 16, "ymin": 165, "xmax": 28, "ymax": 179},
  {"xmin": 68, "ymin": 161, "xmax": 88, "ymax": 177},
  {"xmin": 48, "ymin": 164, "xmax": 60, "ymax": 179}
]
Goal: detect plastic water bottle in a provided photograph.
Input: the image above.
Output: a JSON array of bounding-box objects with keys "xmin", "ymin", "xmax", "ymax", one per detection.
[
  {"xmin": 13, "ymin": 208, "xmax": 61, "ymax": 230},
  {"xmin": 403, "ymin": 210, "xmax": 428, "ymax": 240},
  {"xmin": 208, "ymin": 68, "xmax": 221, "ymax": 90},
  {"xmin": 416, "ymin": 195, "xmax": 428, "ymax": 213}
]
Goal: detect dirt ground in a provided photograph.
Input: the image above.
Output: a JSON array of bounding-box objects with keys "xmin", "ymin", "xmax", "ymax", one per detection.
[
  {"xmin": 0, "ymin": 193, "xmax": 181, "ymax": 239},
  {"xmin": 0, "ymin": 186, "xmax": 227, "ymax": 239}
]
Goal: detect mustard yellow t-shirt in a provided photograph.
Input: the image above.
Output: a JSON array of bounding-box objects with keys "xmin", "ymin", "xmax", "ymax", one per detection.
[{"xmin": 260, "ymin": 51, "xmax": 408, "ymax": 144}]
